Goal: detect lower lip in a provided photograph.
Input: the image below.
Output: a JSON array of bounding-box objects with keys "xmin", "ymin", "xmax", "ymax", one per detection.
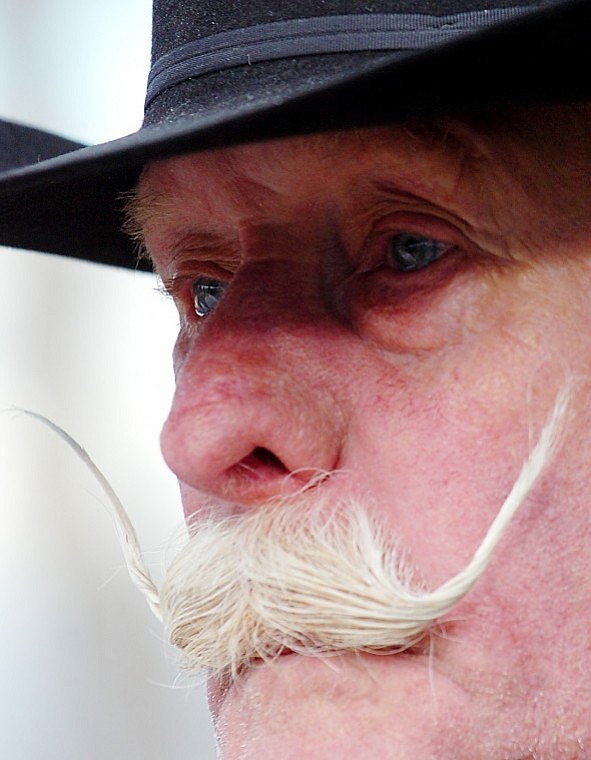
[
  {"xmin": 207, "ymin": 648, "xmax": 429, "ymax": 723},
  {"xmin": 207, "ymin": 650, "xmax": 296, "ymax": 720}
]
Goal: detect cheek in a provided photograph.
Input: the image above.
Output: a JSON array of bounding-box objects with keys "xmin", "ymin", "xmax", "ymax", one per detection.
[
  {"xmin": 343, "ymin": 279, "xmax": 577, "ymax": 585},
  {"xmin": 348, "ymin": 264, "xmax": 499, "ymax": 354},
  {"xmin": 347, "ymin": 379, "xmax": 524, "ymax": 584}
]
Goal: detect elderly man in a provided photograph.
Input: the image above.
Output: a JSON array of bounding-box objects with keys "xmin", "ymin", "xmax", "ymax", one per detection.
[{"xmin": 1, "ymin": 0, "xmax": 591, "ymax": 757}]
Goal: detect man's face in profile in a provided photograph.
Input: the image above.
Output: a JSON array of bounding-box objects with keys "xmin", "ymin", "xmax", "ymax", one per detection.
[{"xmin": 131, "ymin": 105, "xmax": 591, "ymax": 758}]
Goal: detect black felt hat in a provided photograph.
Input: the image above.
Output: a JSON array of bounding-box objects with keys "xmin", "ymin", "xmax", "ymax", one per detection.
[
  {"xmin": 0, "ymin": 0, "xmax": 589, "ymax": 271},
  {"xmin": 0, "ymin": 121, "xmax": 83, "ymax": 173}
]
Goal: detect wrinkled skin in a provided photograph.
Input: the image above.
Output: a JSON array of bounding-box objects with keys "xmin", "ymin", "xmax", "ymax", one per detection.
[{"xmin": 134, "ymin": 105, "xmax": 591, "ymax": 758}]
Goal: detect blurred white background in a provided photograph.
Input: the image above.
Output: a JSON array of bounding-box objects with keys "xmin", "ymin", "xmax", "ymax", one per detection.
[{"xmin": 0, "ymin": 1, "xmax": 217, "ymax": 758}]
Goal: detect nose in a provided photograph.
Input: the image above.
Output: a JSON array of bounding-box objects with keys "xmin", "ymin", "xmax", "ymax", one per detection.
[{"xmin": 160, "ymin": 258, "xmax": 348, "ymax": 507}]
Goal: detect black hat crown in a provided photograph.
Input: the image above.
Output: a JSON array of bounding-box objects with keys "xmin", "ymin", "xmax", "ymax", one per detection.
[{"xmin": 144, "ymin": 0, "xmax": 543, "ymax": 129}]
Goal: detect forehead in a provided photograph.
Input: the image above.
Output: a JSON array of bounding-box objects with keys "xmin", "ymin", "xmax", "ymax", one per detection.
[
  {"xmin": 135, "ymin": 124, "xmax": 488, "ymax": 249},
  {"xmin": 140, "ymin": 124, "xmax": 470, "ymax": 206},
  {"xmin": 131, "ymin": 106, "xmax": 591, "ymax": 261}
]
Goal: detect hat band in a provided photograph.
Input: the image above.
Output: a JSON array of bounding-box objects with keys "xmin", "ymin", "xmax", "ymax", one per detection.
[{"xmin": 145, "ymin": 6, "xmax": 534, "ymax": 108}]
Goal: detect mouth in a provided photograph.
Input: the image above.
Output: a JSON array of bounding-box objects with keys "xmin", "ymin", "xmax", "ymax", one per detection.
[
  {"xmin": 207, "ymin": 648, "xmax": 298, "ymax": 719},
  {"xmin": 206, "ymin": 641, "xmax": 433, "ymax": 723}
]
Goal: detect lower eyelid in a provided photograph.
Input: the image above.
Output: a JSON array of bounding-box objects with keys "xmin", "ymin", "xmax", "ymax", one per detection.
[
  {"xmin": 358, "ymin": 237, "xmax": 458, "ymax": 276},
  {"xmin": 347, "ymin": 246, "xmax": 465, "ymax": 308}
]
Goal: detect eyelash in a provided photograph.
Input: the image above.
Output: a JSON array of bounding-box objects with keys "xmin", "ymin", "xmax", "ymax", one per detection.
[
  {"xmin": 192, "ymin": 277, "xmax": 228, "ymax": 317},
  {"xmin": 356, "ymin": 214, "xmax": 462, "ymax": 276},
  {"xmin": 159, "ymin": 261, "xmax": 231, "ymax": 317}
]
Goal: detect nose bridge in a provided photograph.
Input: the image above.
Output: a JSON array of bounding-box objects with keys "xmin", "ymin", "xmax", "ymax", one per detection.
[
  {"xmin": 161, "ymin": 244, "xmax": 348, "ymax": 506},
  {"xmin": 236, "ymin": 218, "xmax": 327, "ymax": 309},
  {"xmin": 231, "ymin": 255, "xmax": 323, "ymax": 331},
  {"xmin": 204, "ymin": 217, "xmax": 336, "ymax": 360}
]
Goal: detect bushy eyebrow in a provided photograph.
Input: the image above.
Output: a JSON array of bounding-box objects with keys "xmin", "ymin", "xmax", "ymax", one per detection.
[
  {"xmin": 121, "ymin": 186, "xmax": 235, "ymax": 268},
  {"xmin": 120, "ymin": 186, "xmax": 155, "ymax": 262}
]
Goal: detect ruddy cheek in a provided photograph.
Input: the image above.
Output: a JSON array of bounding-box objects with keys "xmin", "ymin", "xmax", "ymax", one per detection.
[
  {"xmin": 351, "ymin": 285, "xmax": 465, "ymax": 355},
  {"xmin": 356, "ymin": 300, "xmax": 462, "ymax": 353},
  {"xmin": 348, "ymin": 267, "xmax": 492, "ymax": 355}
]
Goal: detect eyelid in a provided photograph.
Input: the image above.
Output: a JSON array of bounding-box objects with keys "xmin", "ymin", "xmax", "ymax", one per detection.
[
  {"xmin": 159, "ymin": 262, "xmax": 233, "ymax": 304},
  {"xmin": 357, "ymin": 212, "xmax": 464, "ymax": 272}
]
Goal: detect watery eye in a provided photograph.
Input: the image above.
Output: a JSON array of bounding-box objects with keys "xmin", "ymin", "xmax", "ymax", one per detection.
[
  {"xmin": 388, "ymin": 233, "xmax": 451, "ymax": 273},
  {"xmin": 192, "ymin": 277, "xmax": 226, "ymax": 317}
]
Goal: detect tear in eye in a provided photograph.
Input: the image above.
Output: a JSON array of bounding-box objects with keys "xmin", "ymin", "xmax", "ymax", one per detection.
[
  {"xmin": 192, "ymin": 277, "xmax": 226, "ymax": 317},
  {"xmin": 388, "ymin": 234, "xmax": 452, "ymax": 273}
]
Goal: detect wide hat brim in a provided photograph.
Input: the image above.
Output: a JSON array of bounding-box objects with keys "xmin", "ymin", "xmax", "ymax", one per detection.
[{"xmin": 0, "ymin": 0, "xmax": 589, "ymax": 272}]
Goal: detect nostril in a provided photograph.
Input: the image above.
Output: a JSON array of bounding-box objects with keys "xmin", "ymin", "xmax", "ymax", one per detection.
[
  {"xmin": 231, "ymin": 447, "xmax": 290, "ymax": 480},
  {"xmin": 220, "ymin": 444, "xmax": 332, "ymax": 502}
]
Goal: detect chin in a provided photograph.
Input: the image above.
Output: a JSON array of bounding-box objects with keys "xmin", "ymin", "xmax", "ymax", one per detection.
[
  {"xmin": 208, "ymin": 638, "xmax": 589, "ymax": 759},
  {"xmin": 209, "ymin": 650, "xmax": 492, "ymax": 759}
]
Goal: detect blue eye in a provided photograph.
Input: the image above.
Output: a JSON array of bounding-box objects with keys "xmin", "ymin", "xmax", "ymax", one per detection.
[
  {"xmin": 388, "ymin": 233, "xmax": 451, "ymax": 273},
  {"xmin": 192, "ymin": 277, "xmax": 226, "ymax": 317}
]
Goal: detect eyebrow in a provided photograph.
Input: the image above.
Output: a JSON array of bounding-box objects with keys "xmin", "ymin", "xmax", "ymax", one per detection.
[
  {"xmin": 120, "ymin": 187, "xmax": 157, "ymax": 260},
  {"xmin": 121, "ymin": 121, "xmax": 489, "ymax": 264},
  {"xmin": 122, "ymin": 186, "xmax": 237, "ymax": 267}
]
